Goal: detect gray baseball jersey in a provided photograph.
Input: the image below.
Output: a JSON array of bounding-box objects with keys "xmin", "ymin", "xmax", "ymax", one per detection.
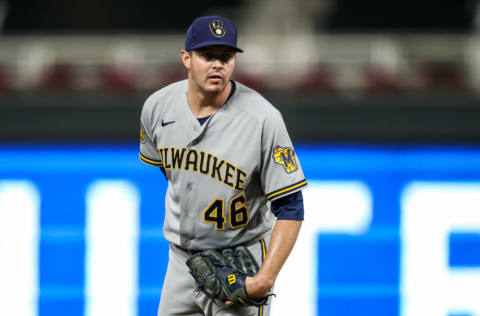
[{"xmin": 139, "ymin": 80, "xmax": 307, "ymax": 250}]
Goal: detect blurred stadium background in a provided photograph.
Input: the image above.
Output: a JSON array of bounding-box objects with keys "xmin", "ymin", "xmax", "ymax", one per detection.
[{"xmin": 1, "ymin": 1, "xmax": 480, "ymax": 316}]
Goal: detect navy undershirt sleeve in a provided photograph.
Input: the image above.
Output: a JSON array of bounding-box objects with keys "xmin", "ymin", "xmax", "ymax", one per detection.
[{"xmin": 270, "ymin": 191, "xmax": 304, "ymax": 221}]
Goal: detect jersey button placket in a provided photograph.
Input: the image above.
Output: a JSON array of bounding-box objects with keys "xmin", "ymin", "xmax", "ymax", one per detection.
[{"xmin": 187, "ymin": 125, "xmax": 203, "ymax": 148}]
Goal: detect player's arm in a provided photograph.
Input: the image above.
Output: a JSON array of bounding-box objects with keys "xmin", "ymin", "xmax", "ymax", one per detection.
[
  {"xmin": 246, "ymin": 191, "xmax": 304, "ymax": 298},
  {"xmin": 243, "ymin": 107, "xmax": 306, "ymax": 301},
  {"xmin": 245, "ymin": 219, "xmax": 301, "ymax": 299}
]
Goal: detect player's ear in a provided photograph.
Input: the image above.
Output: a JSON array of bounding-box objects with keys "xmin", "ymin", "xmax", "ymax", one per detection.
[{"xmin": 180, "ymin": 50, "xmax": 191, "ymax": 70}]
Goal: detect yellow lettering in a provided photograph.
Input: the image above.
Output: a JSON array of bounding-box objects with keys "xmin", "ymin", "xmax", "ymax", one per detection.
[
  {"xmin": 235, "ymin": 168, "xmax": 247, "ymax": 190},
  {"xmin": 184, "ymin": 149, "xmax": 198, "ymax": 171},
  {"xmin": 163, "ymin": 147, "xmax": 171, "ymax": 169},
  {"xmin": 158, "ymin": 147, "xmax": 248, "ymax": 190},
  {"xmin": 199, "ymin": 151, "xmax": 211, "ymax": 175},
  {"xmin": 223, "ymin": 162, "xmax": 235, "ymax": 188},
  {"xmin": 227, "ymin": 274, "xmax": 236, "ymax": 285},
  {"xmin": 171, "ymin": 147, "xmax": 186, "ymax": 169},
  {"xmin": 211, "ymin": 156, "xmax": 224, "ymax": 181}
]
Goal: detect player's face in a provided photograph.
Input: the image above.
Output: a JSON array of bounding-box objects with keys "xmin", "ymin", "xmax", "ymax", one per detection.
[{"xmin": 182, "ymin": 45, "xmax": 237, "ymax": 94}]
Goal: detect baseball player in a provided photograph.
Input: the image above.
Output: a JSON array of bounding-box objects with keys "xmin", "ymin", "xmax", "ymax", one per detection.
[{"xmin": 139, "ymin": 16, "xmax": 307, "ymax": 316}]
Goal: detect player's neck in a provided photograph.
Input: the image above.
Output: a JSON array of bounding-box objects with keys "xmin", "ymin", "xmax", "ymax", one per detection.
[{"xmin": 187, "ymin": 80, "xmax": 231, "ymax": 118}]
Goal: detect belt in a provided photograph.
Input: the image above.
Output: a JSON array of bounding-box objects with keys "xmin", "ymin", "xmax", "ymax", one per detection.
[
  {"xmin": 173, "ymin": 238, "xmax": 263, "ymax": 257},
  {"xmin": 173, "ymin": 244, "xmax": 203, "ymax": 256}
]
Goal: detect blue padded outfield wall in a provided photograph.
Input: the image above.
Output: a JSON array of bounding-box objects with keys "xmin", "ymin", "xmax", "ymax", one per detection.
[{"xmin": 1, "ymin": 143, "xmax": 480, "ymax": 316}]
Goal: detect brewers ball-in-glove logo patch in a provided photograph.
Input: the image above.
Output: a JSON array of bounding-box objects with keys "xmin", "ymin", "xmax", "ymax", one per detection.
[
  {"xmin": 272, "ymin": 146, "xmax": 298, "ymax": 173},
  {"xmin": 140, "ymin": 123, "xmax": 146, "ymax": 143},
  {"xmin": 209, "ymin": 20, "xmax": 226, "ymax": 38}
]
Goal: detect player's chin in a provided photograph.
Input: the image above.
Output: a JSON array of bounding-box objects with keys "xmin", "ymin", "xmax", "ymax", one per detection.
[
  {"xmin": 205, "ymin": 82, "xmax": 226, "ymax": 93},
  {"xmin": 206, "ymin": 78, "xmax": 224, "ymax": 86}
]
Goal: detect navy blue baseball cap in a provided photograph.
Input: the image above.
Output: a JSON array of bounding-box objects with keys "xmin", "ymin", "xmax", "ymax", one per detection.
[{"xmin": 185, "ymin": 16, "xmax": 243, "ymax": 53}]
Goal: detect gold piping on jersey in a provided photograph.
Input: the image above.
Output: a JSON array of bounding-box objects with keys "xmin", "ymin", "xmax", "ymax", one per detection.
[
  {"xmin": 238, "ymin": 297, "xmax": 249, "ymax": 306},
  {"xmin": 266, "ymin": 179, "xmax": 307, "ymax": 200},
  {"xmin": 258, "ymin": 239, "xmax": 267, "ymax": 316},
  {"xmin": 157, "ymin": 146, "xmax": 248, "ymax": 191},
  {"xmin": 260, "ymin": 239, "xmax": 266, "ymax": 262},
  {"xmin": 139, "ymin": 152, "xmax": 163, "ymax": 166}
]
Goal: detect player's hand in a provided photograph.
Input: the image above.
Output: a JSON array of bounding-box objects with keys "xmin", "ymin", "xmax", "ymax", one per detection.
[
  {"xmin": 225, "ymin": 276, "xmax": 271, "ymax": 307},
  {"xmin": 247, "ymin": 276, "xmax": 273, "ymax": 299}
]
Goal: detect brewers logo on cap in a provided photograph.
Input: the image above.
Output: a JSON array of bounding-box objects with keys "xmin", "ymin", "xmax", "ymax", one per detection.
[{"xmin": 209, "ymin": 20, "xmax": 226, "ymax": 38}]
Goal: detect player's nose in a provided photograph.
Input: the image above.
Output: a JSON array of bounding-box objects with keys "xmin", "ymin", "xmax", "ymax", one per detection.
[{"xmin": 211, "ymin": 58, "xmax": 224, "ymax": 69}]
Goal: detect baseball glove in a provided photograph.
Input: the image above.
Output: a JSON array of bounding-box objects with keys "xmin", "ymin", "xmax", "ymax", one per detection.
[{"xmin": 186, "ymin": 246, "xmax": 271, "ymax": 307}]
